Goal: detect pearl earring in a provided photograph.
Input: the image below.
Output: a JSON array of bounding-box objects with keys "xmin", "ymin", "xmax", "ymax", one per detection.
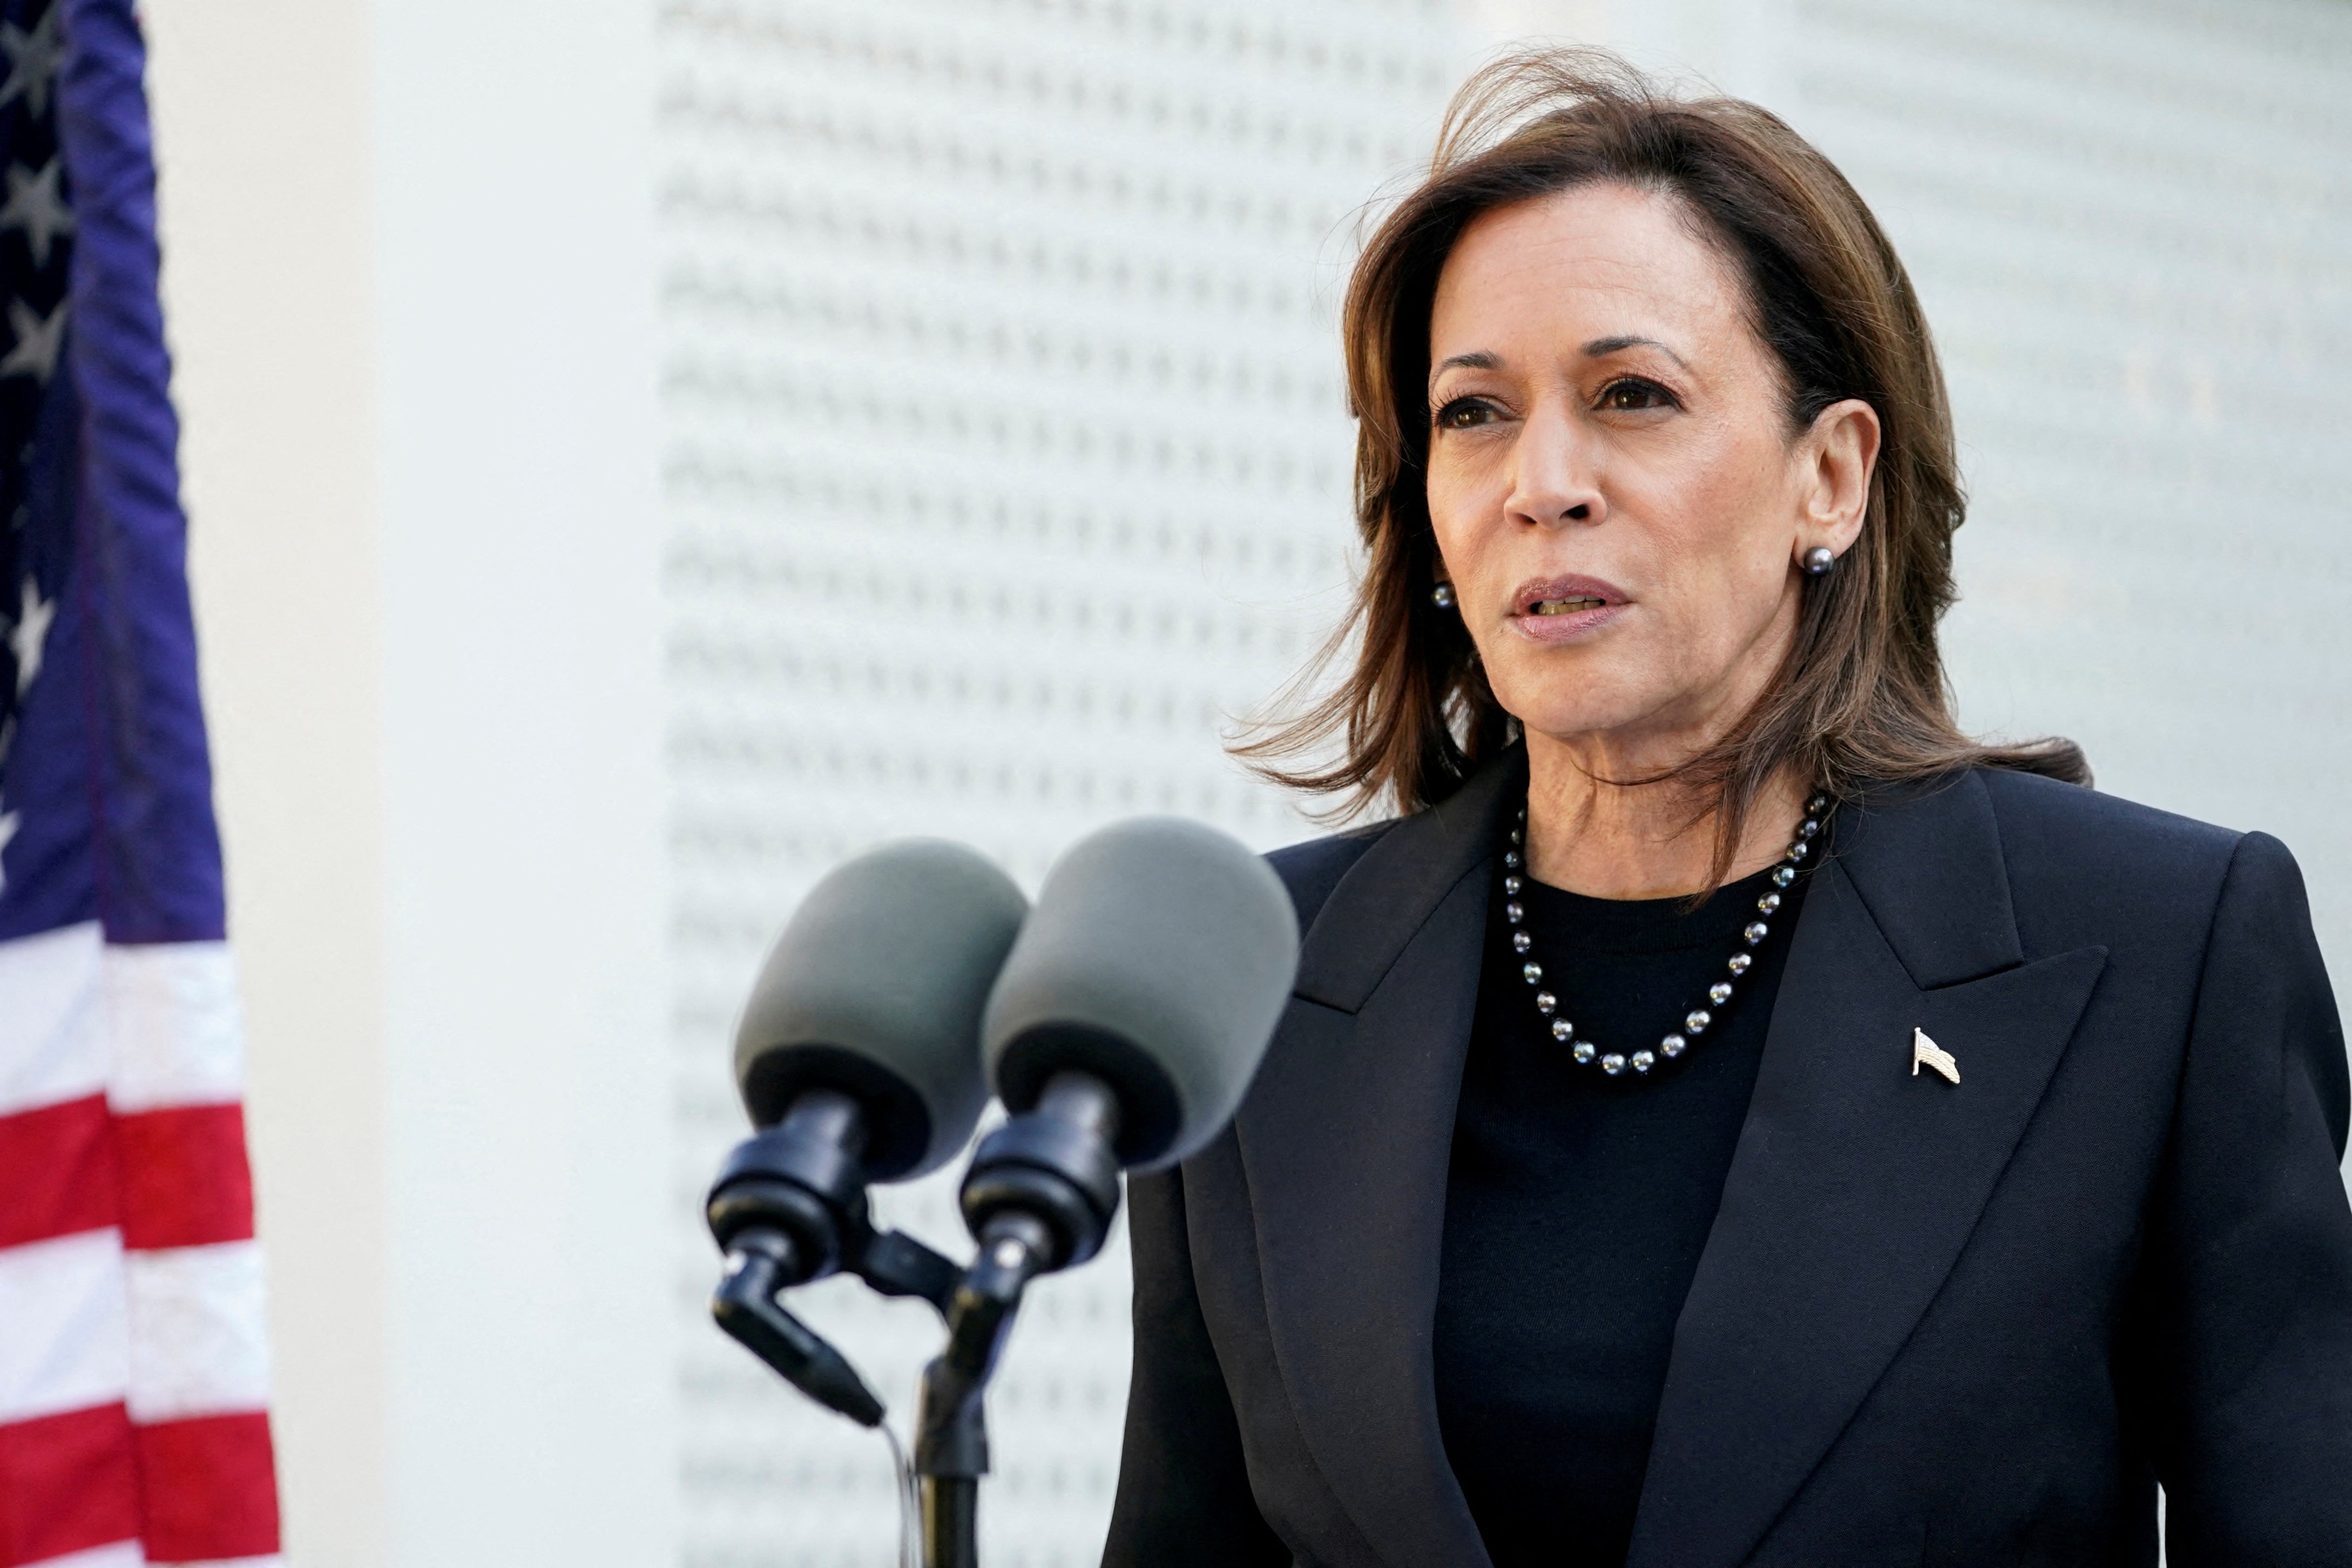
[
  {"xmin": 1431, "ymin": 582, "xmax": 1457, "ymax": 609},
  {"xmin": 1801, "ymin": 546, "xmax": 1836, "ymax": 577}
]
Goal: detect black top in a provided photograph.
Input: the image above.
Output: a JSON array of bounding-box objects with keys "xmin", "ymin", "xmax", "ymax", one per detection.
[{"xmin": 1435, "ymin": 862, "xmax": 1807, "ymax": 1568}]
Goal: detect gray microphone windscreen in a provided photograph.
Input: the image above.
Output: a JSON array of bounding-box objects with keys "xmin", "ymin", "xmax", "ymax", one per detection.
[
  {"xmin": 981, "ymin": 817, "xmax": 1300, "ymax": 1170},
  {"xmin": 735, "ymin": 840, "xmax": 1028, "ymax": 1180}
]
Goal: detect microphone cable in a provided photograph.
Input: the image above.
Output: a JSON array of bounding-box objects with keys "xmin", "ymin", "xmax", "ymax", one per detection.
[{"xmin": 882, "ymin": 1420, "xmax": 920, "ymax": 1568}]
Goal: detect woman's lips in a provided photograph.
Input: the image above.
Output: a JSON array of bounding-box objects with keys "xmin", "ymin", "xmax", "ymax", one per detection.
[{"xmin": 1506, "ymin": 575, "xmax": 1630, "ymax": 641}]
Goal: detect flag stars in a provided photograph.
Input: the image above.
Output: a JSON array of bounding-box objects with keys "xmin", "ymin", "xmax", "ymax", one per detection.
[
  {"xmin": 0, "ymin": 8, "xmax": 59, "ymax": 119},
  {"xmin": 0, "ymin": 296, "xmax": 65, "ymax": 381},
  {"xmin": 10, "ymin": 576, "xmax": 51, "ymax": 695},
  {"xmin": 0, "ymin": 158, "xmax": 72, "ymax": 266}
]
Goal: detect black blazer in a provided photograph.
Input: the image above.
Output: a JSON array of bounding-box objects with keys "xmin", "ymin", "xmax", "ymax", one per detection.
[{"xmin": 1103, "ymin": 759, "xmax": 2352, "ymax": 1568}]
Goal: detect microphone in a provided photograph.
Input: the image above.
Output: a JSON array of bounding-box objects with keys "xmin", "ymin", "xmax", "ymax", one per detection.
[
  {"xmin": 705, "ymin": 839, "xmax": 1028, "ymax": 1423},
  {"xmin": 908, "ymin": 818, "xmax": 1299, "ymax": 1558},
  {"xmin": 961, "ymin": 816, "xmax": 1301, "ymax": 1273}
]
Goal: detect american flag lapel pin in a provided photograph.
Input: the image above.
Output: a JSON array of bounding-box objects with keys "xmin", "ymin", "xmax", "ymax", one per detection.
[{"xmin": 1912, "ymin": 1026, "xmax": 1960, "ymax": 1084}]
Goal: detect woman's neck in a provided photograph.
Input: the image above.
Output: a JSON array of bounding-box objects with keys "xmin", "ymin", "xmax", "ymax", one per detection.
[{"xmin": 1520, "ymin": 729, "xmax": 1806, "ymax": 901}]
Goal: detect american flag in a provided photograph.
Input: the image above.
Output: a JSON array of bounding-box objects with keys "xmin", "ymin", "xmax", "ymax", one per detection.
[{"xmin": 0, "ymin": 0, "xmax": 281, "ymax": 1563}]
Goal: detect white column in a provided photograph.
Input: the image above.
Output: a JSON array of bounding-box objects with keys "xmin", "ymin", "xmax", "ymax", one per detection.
[
  {"xmin": 150, "ymin": 2, "xmax": 391, "ymax": 1563},
  {"xmin": 154, "ymin": 0, "xmax": 677, "ymax": 1562},
  {"xmin": 370, "ymin": 0, "xmax": 673, "ymax": 1564}
]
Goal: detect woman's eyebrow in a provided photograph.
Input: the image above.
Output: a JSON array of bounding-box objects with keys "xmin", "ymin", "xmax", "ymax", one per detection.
[
  {"xmin": 1428, "ymin": 338, "xmax": 1690, "ymax": 389},
  {"xmin": 1429, "ymin": 350, "xmax": 1502, "ymax": 384},
  {"xmin": 1584, "ymin": 334, "xmax": 1691, "ymax": 370}
]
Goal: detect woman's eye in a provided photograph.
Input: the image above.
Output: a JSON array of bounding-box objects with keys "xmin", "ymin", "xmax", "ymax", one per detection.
[
  {"xmin": 1434, "ymin": 397, "xmax": 1496, "ymax": 430},
  {"xmin": 1598, "ymin": 378, "xmax": 1675, "ymax": 413}
]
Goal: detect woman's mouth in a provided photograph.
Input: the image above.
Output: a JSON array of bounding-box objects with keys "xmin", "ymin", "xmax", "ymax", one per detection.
[{"xmin": 1508, "ymin": 575, "xmax": 1629, "ymax": 641}]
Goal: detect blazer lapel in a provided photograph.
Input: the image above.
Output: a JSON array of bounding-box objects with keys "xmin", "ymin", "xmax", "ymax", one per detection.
[
  {"xmin": 1627, "ymin": 772, "xmax": 2109, "ymax": 1568},
  {"xmin": 1233, "ymin": 758, "xmax": 1520, "ymax": 1568}
]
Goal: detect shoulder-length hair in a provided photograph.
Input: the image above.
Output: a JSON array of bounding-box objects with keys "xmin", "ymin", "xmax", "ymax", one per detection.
[{"xmin": 1239, "ymin": 49, "xmax": 2084, "ymax": 878}]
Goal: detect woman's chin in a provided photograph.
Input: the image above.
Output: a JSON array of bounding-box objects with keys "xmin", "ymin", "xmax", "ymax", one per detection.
[
  {"xmin": 1505, "ymin": 700, "xmax": 1667, "ymax": 749},
  {"xmin": 1489, "ymin": 663, "xmax": 1666, "ymax": 745}
]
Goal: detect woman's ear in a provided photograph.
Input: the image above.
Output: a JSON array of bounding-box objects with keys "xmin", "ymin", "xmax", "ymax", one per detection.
[{"xmin": 1794, "ymin": 397, "xmax": 1880, "ymax": 566}]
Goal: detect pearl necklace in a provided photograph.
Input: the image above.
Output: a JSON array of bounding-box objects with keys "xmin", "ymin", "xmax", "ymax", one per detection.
[{"xmin": 1499, "ymin": 790, "xmax": 1830, "ymax": 1078}]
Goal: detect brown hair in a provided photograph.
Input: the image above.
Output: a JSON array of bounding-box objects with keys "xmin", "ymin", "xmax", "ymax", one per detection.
[{"xmin": 1238, "ymin": 48, "xmax": 2085, "ymax": 879}]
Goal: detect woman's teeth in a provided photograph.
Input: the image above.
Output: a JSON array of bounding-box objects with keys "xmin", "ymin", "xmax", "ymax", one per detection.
[{"xmin": 1531, "ymin": 597, "xmax": 1606, "ymax": 615}]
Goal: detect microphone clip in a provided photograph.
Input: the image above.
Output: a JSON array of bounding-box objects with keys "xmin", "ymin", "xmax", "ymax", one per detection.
[
  {"xmin": 708, "ymin": 1203, "xmax": 964, "ymax": 1425},
  {"xmin": 711, "ymin": 1234, "xmax": 888, "ymax": 1427},
  {"xmin": 705, "ymin": 1087, "xmax": 965, "ymax": 1425}
]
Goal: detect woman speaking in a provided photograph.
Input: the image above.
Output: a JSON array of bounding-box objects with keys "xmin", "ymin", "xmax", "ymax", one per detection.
[{"xmin": 1101, "ymin": 50, "xmax": 2352, "ymax": 1568}]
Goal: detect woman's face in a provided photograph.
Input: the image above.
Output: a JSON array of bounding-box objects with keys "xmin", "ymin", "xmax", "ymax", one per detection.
[{"xmin": 1424, "ymin": 183, "xmax": 1876, "ymax": 765}]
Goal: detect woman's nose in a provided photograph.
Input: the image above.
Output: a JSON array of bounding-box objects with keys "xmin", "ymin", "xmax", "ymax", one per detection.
[{"xmin": 1504, "ymin": 405, "xmax": 1605, "ymax": 529}]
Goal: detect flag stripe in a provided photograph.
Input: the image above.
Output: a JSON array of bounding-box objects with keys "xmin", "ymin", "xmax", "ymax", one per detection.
[
  {"xmin": 115, "ymin": 1104, "xmax": 252, "ymax": 1250},
  {"xmin": 103, "ymin": 942, "xmax": 240, "ymax": 1112},
  {"xmin": 0, "ymin": 1231, "xmax": 126, "ymax": 1423},
  {"xmin": 133, "ymin": 1412, "xmax": 279, "ymax": 1563},
  {"xmin": 124, "ymin": 1242, "xmax": 270, "ymax": 1421},
  {"xmin": 0, "ymin": 1403, "xmax": 138, "ymax": 1568},
  {"xmin": 0, "ymin": 924, "xmax": 103, "ymax": 1118},
  {"xmin": 18, "ymin": 1543, "xmax": 143, "ymax": 1568},
  {"xmin": 0, "ymin": 1096, "xmax": 116, "ymax": 1249}
]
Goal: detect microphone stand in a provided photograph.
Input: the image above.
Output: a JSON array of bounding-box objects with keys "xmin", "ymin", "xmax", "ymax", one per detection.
[
  {"xmin": 916, "ymin": 1071, "xmax": 1126, "ymax": 1568},
  {"xmin": 911, "ymin": 1213, "xmax": 1052, "ymax": 1568}
]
